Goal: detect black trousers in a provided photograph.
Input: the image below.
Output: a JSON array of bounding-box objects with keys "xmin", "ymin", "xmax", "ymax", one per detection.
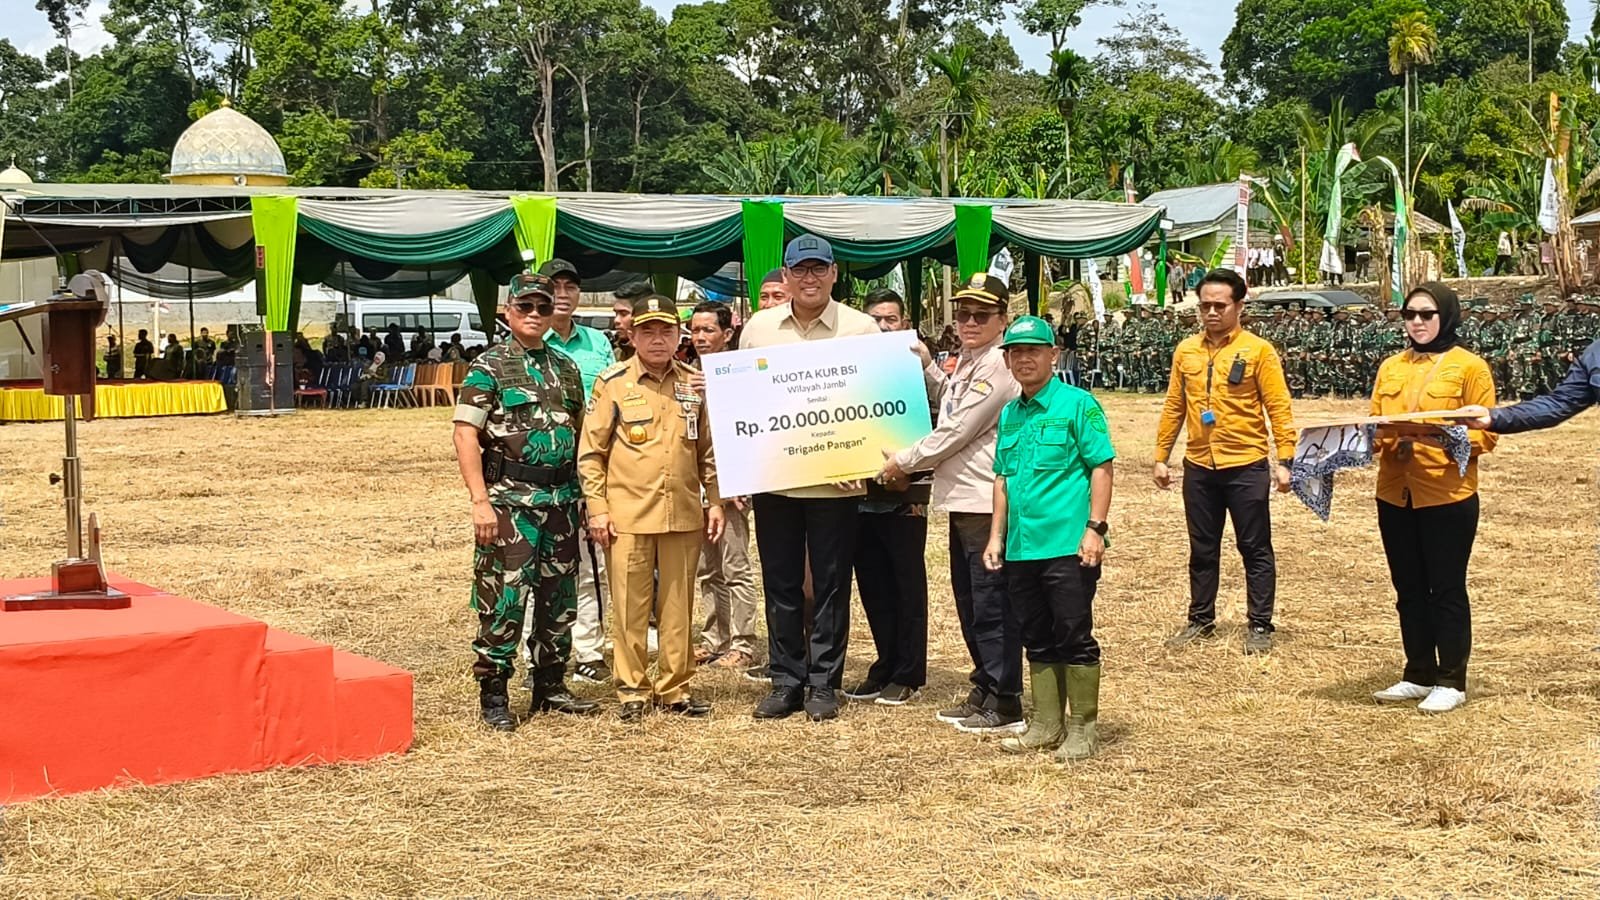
[
  {"xmin": 853, "ymin": 512, "xmax": 929, "ymax": 688},
  {"xmin": 1376, "ymin": 495, "xmax": 1478, "ymax": 691},
  {"xmin": 949, "ymin": 512, "xmax": 1022, "ymax": 712},
  {"xmin": 1009, "ymin": 556, "xmax": 1101, "ymax": 666},
  {"xmin": 1183, "ymin": 458, "xmax": 1277, "ymax": 629},
  {"xmin": 753, "ymin": 493, "xmax": 860, "ymax": 691}
]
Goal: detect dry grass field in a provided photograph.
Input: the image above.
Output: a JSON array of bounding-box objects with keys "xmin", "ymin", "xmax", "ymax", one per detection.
[{"xmin": 1, "ymin": 392, "xmax": 1597, "ymax": 897}]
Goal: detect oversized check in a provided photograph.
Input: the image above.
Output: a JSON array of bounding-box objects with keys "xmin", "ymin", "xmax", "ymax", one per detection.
[{"xmin": 704, "ymin": 330, "xmax": 934, "ymax": 495}]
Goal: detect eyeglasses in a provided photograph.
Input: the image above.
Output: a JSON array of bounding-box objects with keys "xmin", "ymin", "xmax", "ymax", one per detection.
[
  {"xmin": 509, "ymin": 300, "xmax": 554, "ymax": 317},
  {"xmin": 788, "ymin": 263, "xmax": 831, "ymax": 280},
  {"xmin": 1400, "ymin": 308, "xmax": 1439, "ymax": 321},
  {"xmin": 954, "ymin": 310, "xmax": 995, "ymax": 325},
  {"xmin": 1198, "ymin": 302, "xmax": 1232, "ymax": 313}
]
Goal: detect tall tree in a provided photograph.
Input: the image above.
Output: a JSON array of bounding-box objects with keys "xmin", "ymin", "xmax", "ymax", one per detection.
[
  {"xmin": 927, "ymin": 44, "xmax": 983, "ymax": 193},
  {"xmin": 1389, "ymin": 10, "xmax": 1438, "ymax": 193},
  {"xmin": 1045, "ymin": 47, "xmax": 1089, "ymax": 186}
]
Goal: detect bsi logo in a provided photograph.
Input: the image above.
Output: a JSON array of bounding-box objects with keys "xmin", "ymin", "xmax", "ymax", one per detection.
[{"xmin": 713, "ymin": 365, "xmax": 732, "ymax": 376}]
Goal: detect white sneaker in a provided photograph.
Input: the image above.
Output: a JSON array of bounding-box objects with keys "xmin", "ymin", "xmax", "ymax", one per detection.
[
  {"xmin": 1417, "ymin": 686, "xmax": 1467, "ymax": 714},
  {"xmin": 1373, "ymin": 681, "xmax": 1434, "ymax": 703}
]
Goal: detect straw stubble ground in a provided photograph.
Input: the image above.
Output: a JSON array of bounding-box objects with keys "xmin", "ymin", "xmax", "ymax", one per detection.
[{"xmin": 1, "ymin": 393, "xmax": 1597, "ymax": 897}]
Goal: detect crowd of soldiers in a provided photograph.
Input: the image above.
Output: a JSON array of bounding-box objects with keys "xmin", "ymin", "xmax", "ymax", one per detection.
[{"xmin": 1067, "ymin": 295, "xmax": 1600, "ymax": 401}]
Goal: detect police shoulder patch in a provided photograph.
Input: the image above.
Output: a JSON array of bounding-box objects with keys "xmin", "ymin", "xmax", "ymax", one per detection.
[
  {"xmin": 970, "ymin": 379, "xmax": 993, "ymax": 396},
  {"xmin": 598, "ymin": 361, "xmax": 630, "ymax": 382}
]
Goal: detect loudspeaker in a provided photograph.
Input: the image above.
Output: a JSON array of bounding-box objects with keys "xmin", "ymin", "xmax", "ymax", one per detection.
[{"xmin": 235, "ymin": 330, "xmax": 295, "ymax": 415}]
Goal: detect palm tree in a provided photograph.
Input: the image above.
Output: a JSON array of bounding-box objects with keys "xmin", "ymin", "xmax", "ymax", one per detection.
[
  {"xmin": 1045, "ymin": 48, "xmax": 1090, "ymax": 188},
  {"xmin": 927, "ymin": 45, "xmax": 984, "ymax": 196},
  {"xmin": 1573, "ymin": 33, "xmax": 1600, "ymax": 91},
  {"xmin": 1517, "ymin": 0, "xmax": 1554, "ymax": 84},
  {"xmin": 1389, "ymin": 11, "xmax": 1437, "ymax": 199},
  {"xmin": 863, "ymin": 105, "xmax": 909, "ymax": 194}
]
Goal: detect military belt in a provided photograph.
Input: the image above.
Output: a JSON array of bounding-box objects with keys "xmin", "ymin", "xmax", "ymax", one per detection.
[{"xmin": 483, "ymin": 450, "xmax": 574, "ymax": 486}]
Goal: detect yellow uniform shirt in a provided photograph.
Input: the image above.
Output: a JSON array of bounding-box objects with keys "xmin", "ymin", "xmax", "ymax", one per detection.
[
  {"xmin": 1369, "ymin": 346, "xmax": 1496, "ymax": 509},
  {"xmin": 578, "ymin": 357, "xmax": 719, "ymax": 533},
  {"xmin": 1155, "ymin": 327, "xmax": 1296, "ymax": 470}
]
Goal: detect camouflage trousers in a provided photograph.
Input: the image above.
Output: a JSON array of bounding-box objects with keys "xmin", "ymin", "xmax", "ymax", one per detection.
[{"xmin": 471, "ymin": 502, "xmax": 581, "ymax": 684}]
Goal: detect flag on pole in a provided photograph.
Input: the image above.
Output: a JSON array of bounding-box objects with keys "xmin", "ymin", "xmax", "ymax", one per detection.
[
  {"xmin": 1319, "ymin": 143, "xmax": 1359, "ymax": 276},
  {"xmin": 1538, "ymin": 158, "xmax": 1560, "ymax": 235},
  {"xmin": 1369, "ymin": 155, "xmax": 1406, "ymax": 306},
  {"xmin": 1084, "ymin": 257, "xmax": 1105, "ymax": 323},
  {"xmin": 1447, "ymin": 200, "xmax": 1468, "ymax": 278},
  {"xmin": 1123, "ymin": 173, "xmax": 1146, "ymax": 304},
  {"xmin": 1233, "ymin": 175, "xmax": 1252, "ymax": 277}
]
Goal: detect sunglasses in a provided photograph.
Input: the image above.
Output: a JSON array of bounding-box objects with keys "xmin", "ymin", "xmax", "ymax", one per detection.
[
  {"xmin": 510, "ymin": 299, "xmax": 554, "ymax": 317},
  {"xmin": 1400, "ymin": 308, "xmax": 1439, "ymax": 321},
  {"xmin": 1198, "ymin": 302, "xmax": 1232, "ymax": 313},
  {"xmin": 954, "ymin": 310, "xmax": 995, "ymax": 325}
]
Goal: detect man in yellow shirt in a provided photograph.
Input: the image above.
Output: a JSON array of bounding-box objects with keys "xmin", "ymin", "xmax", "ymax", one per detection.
[{"xmin": 1153, "ymin": 268, "xmax": 1296, "ymax": 654}]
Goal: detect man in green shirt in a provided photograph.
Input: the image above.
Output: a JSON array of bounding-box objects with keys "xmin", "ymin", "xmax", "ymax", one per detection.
[
  {"xmin": 983, "ymin": 316, "xmax": 1115, "ymax": 762},
  {"xmin": 539, "ymin": 257, "xmax": 618, "ymax": 685}
]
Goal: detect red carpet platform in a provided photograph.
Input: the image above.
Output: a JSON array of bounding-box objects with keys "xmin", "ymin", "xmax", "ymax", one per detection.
[{"xmin": 0, "ymin": 574, "xmax": 413, "ymax": 803}]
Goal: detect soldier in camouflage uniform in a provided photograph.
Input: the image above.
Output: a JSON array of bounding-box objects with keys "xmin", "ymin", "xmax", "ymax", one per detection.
[
  {"xmin": 1328, "ymin": 307, "xmax": 1358, "ymax": 397},
  {"xmin": 1552, "ymin": 298, "xmax": 1586, "ymax": 386},
  {"xmin": 1099, "ymin": 313, "xmax": 1121, "ymax": 389},
  {"xmin": 1506, "ymin": 298, "xmax": 1543, "ymax": 400},
  {"xmin": 1476, "ymin": 306, "xmax": 1509, "ymax": 398},
  {"xmin": 1123, "ymin": 305, "xmax": 1148, "ymax": 390},
  {"xmin": 1537, "ymin": 299, "xmax": 1563, "ymax": 393},
  {"xmin": 1456, "ymin": 301, "xmax": 1481, "ymax": 353},
  {"xmin": 453, "ymin": 271, "xmax": 599, "ymax": 730},
  {"xmin": 1301, "ymin": 308, "xmax": 1332, "ymax": 397}
]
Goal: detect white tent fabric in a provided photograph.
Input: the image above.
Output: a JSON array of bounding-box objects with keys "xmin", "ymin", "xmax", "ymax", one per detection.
[
  {"xmin": 784, "ymin": 198, "xmax": 955, "ymax": 240},
  {"xmin": 557, "ymin": 195, "xmax": 738, "ymax": 233},
  {"xmin": 992, "ymin": 200, "xmax": 1162, "ymax": 242},
  {"xmin": 298, "ymin": 195, "xmax": 513, "ymax": 235}
]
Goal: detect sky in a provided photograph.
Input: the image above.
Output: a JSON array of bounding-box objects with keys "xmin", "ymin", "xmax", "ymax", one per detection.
[{"xmin": 1, "ymin": 1, "xmax": 1594, "ymax": 74}]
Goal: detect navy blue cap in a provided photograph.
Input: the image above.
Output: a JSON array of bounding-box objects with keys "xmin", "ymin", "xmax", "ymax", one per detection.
[{"xmin": 784, "ymin": 235, "xmax": 834, "ymax": 267}]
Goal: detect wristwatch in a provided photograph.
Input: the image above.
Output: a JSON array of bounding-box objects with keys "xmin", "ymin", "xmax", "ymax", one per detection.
[{"xmin": 1086, "ymin": 519, "xmax": 1109, "ymax": 537}]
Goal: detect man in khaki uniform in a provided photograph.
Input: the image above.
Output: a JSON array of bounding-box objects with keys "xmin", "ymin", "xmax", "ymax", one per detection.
[
  {"xmin": 579, "ymin": 293, "xmax": 724, "ymax": 722},
  {"xmin": 879, "ymin": 274, "xmax": 1024, "ymax": 733}
]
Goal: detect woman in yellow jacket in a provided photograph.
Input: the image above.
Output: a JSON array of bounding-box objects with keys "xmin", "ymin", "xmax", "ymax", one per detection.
[{"xmin": 1369, "ymin": 282, "xmax": 1496, "ymax": 714}]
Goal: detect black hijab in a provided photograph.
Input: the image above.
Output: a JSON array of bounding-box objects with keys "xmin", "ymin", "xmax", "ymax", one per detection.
[{"xmin": 1404, "ymin": 281, "xmax": 1460, "ymax": 354}]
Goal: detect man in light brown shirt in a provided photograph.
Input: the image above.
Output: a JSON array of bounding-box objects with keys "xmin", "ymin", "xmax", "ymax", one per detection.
[
  {"xmin": 739, "ymin": 235, "xmax": 879, "ymax": 723},
  {"xmin": 579, "ymin": 294, "xmax": 723, "ymax": 722},
  {"xmin": 879, "ymin": 274, "xmax": 1026, "ymax": 733}
]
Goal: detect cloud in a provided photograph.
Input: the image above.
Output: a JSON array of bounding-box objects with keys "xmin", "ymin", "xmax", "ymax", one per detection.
[{"xmin": 11, "ymin": 1, "xmax": 113, "ymax": 59}]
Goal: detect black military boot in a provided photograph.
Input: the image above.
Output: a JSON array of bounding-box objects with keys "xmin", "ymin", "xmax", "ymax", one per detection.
[
  {"xmin": 532, "ymin": 683, "xmax": 601, "ymax": 716},
  {"xmin": 478, "ymin": 676, "xmax": 515, "ymax": 732}
]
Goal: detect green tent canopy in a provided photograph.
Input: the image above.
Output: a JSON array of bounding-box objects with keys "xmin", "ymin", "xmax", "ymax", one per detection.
[{"xmin": 1, "ymin": 184, "xmax": 1166, "ymax": 332}]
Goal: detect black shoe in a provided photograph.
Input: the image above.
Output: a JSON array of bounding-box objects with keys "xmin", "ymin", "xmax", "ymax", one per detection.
[
  {"xmin": 574, "ymin": 659, "xmax": 612, "ymax": 684},
  {"xmin": 618, "ymin": 700, "xmax": 647, "ymax": 723},
  {"xmin": 744, "ymin": 663, "xmax": 772, "ymax": 683},
  {"xmin": 875, "ymin": 684, "xmax": 921, "ymax": 706},
  {"xmin": 954, "ymin": 707, "xmax": 1026, "ymax": 734},
  {"xmin": 804, "ymin": 686, "xmax": 840, "ymax": 722},
  {"xmin": 1165, "ymin": 621, "xmax": 1217, "ymax": 648},
  {"xmin": 842, "ymin": 678, "xmax": 885, "ymax": 701},
  {"xmin": 478, "ymin": 676, "xmax": 515, "ymax": 732},
  {"xmin": 936, "ymin": 699, "xmax": 982, "ymax": 725},
  {"xmin": 753, "ymin": 685, "xmax": 804, "ymax": 720},
  {"xmin": 661, "ymin": 696, "xmax": 713, "ymax": 718},
  {"xmin": 533, "ymin": 687, "xmax": 601, "ymax": 716},
  {"xmin": 1244, "ymin": 625, "xmax": 1274, "ymax": 655}
]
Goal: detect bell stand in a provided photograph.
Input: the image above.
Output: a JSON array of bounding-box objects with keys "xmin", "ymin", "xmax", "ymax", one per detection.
[{"xmin": 2, "ymin": 293, "xmax": 130, "ymax": 611}]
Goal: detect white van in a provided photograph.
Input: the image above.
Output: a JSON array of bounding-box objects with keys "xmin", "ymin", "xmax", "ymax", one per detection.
[{"xmin": 334, "ymin": 299, "xmax": 491, "ymax": 347}]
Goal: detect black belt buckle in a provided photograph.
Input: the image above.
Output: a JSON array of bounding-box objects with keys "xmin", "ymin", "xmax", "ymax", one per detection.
[{"xmin": 483, "ymin": 451, "xmax": 504, "ymax": 483}]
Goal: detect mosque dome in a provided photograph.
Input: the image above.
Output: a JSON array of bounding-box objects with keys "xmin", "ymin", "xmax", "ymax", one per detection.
[
  {"xmin": 166, "ymin": 100, "xmax": 289, "ymax": 185},
  {"xmin": 0, "ymin": 163, "xmax": 33, "ymax": 184}
]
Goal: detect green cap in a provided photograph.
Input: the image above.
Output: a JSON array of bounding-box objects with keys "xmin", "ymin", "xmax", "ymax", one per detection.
[{"xmin": 1000, "ymin": 315, "xmax": 1054, "ymax": 348}]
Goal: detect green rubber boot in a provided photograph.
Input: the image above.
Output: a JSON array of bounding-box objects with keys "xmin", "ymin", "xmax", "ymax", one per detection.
[
  {"xmin": 1055, "ymin": 663, "xmax": 1101, "ymax": 761},
  {"xmin": 1000, "ymin": 663, "xmax": 1067, "ymax": 754}
]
